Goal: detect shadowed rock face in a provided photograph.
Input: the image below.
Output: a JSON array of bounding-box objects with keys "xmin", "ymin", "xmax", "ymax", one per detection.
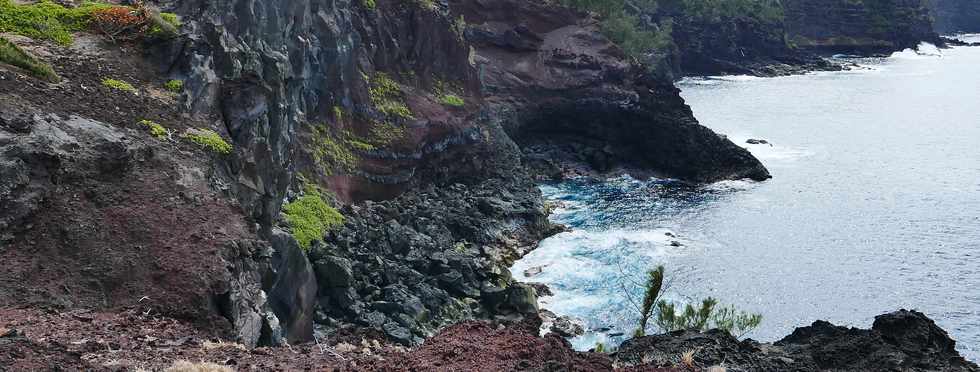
[
  {"xmin": 453, "ymin": 0, "xmax": 771, "ymax": 182},
  {"xmin": 614, "ymin": 310, "xmax": 979, "ymax": 372},
  {"xmin": 783, "ymin": 0, "xmax": 941, "ymax": 54},
  {"xmin": 927, "ymin": 0, "xmax": 980, "ymax": 33}
]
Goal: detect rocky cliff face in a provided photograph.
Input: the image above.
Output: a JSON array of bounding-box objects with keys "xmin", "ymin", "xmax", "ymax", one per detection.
[
  {"xmin": 928, "ymin": 0, "xmax": 980, "ymax": 33},
  {"xmin": 784, "ymin": 0, "xmax": 941, "ymax": 54},
  {"xmin": 161, "ymin": 0, "xmax": 769, "ymax": 345},
  {"xmin": 638, "ymin": 1, "xmax": 838, "ymax": 77},
  {"xmin": 0, "ymin": 0, "xmax": 774, "ymax": 351}
]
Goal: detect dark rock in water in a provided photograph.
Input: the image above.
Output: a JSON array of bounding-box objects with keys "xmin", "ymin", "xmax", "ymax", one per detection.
[
  {"xmin": 523, "ymin": 266, "xmax": 545, "ymax": 278},
  {"xmin": 614, "ymin": 309, "xmax": 979, "ymax": 372},
  {"xmin": 669, "ymin": 240, "xmax": 684, "ymax": 247},
  {"xmin": 538, "ymin": 309, "xmax": 584, "ymax": 338},
  {"xmin": 746, "ymin": 138, "xmax": 770, "ymax": 145},
  {"xmin": 525, "ymin": 282, "xmax": 553, "ymax": 297}
]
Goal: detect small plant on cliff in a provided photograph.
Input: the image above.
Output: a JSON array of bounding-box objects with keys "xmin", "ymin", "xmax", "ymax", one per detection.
[
  {"xmin": 182, "ymin": 128, "xmax": 233, "ymax": 154},
  {"xmin": 368, "ymin": 72, "xmax": 414, "ymax": 119},
  {"xmin": 440, "ymin": 94, "xmax": 465, "ymax": 107},
  {"xmin": 164, "ymin": 79, "xmax": 183, "ymax": 93},
  {"xmin": 139, "ymin": 119, "xmax": 168, "ymax": 140},
  {"xmin": 0, "ymin": 37, "xmax": 59, "ymax": 81},
  {"xmin": 282, "ymin": 183, "xmax": 344, "ymax": 250},
  {"xmin": 361, "ymin": 0, "xmax": 376, "ymax": 11},
  {"xmin": 102, "ymin": 78, "xmax": 137, "ymax": 93},
  {"xmin": 634, "ymin": 265, "xmax": 664, "ymax": 337},
  {"xmin": 629, "ymin": 265, "xmax": 762, "ymax": 339}
]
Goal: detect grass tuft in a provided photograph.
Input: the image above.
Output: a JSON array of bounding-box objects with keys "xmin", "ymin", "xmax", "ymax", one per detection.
[
  {"xmin": 102, "ymin": 78, "xmax": 136, "ymax": 93},
  {"xmin": 139, "ymin": 119, "xmax": 167, "ymax": 140},
  {"xmin": 182, "ymin": 128, "xmax": 232, "ymax": 154},
  {"xmin": 164, "ymin": 79, "xmax": 183, "ymax": 93},
  {"xmin": 0, "ymin": 37, "xmax": 59, "ymax": 81},
  {"xmin": 439, "ymin": 94, "xmax": 465, "ymax": 107}
]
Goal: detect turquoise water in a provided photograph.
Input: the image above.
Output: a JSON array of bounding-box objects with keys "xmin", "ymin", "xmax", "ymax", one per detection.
[{"xmin": 512, "ymin": 38, "xmax": 980, "ymax": 361}]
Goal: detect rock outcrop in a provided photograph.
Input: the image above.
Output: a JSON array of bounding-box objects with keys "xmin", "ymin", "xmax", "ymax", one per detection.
[
  {"xmin": 783, "ymin": 0, "xmax": 941, "ymax": 54},
  {"xmin": 614, "ymin": 309, "xmax": 979, "ymax": 372}
]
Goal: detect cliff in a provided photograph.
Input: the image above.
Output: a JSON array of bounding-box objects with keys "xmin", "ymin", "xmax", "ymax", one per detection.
[
  {"xmin": 637, "ymin": 0, "xmax": 839, "ymax": 77},
  {"xmin": 928, "ymin": 0, "xmax": 980, "ymax": 33},
  {"xmin": 783, "ymin": 0, "xmax": 941, "ymax": 54},
  {"xmin": 0, "ymin": 0, "xmax": 767, "ymax": 352}
]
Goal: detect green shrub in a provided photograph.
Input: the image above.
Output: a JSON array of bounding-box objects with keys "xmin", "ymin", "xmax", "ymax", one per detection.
[
  {"xmin": 440, "ymin": 94, "xmax": 465, "ymax": 107},
  {"xmin": 139, "ymin": 119, "xmax": 167, "ymax": 140},
  {"xmin": 147, "ymin": 11, "xmax": 180, "ymax": 38},
  {"xmin": 362, "ymin": 0, "xmax": 376, "ymax": 10},
  {"xmin": 283, "ymin": 184, "xmax": 344, "ymax": 250},
  {"xmin": 182, "ymin": 128, "xmax": 232, "ymax": 154},
  {"xmin": 102, "ymin": 78, "xmax": 136, "ymax": 93},
  {"xmin": 0, "ymin": 0, "xmax": 116, "ymax": 45},
  {"xmin": 634, "ymin": 265, "xmax": 664, "ymax": 337},
  {"xmin": 311, "ymin": 125, "xmax": 357, "ymax": 173},
  {"xmin": 0, "ymin": 37, "xmax": 59, "ymax": 81},
  {"xmin": 164, "ymin": 79, "xmax": 183, "ymax": 93}
]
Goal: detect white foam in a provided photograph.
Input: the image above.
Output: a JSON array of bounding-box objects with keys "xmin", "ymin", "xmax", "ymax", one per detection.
[
  {"xmin": 890, "ymin": 42, "xmax": 944, "ymax": 59},
  {"xmin": 724, "ymin": 134, "xmax": 814, "ymax": 163}
]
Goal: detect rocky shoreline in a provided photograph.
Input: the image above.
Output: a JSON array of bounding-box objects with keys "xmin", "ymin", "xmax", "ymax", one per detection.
[{"xmin": 1, "ymin": 0, "xmax": 978, "ymax": 370}]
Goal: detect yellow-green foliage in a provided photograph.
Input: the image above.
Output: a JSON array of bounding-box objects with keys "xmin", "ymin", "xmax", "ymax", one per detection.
[
  {"xmin": 148, "ymin": 11, "xmax": 180, "ymax": 38},
  {"xmin": 311, "ymin": 125, "xmax": 356, "ymax": 173},
  {"xmin": 0, "ymin": 0, "xmax": 116, "ymax": 45},
  {"xmin": 0, "ymin": 37, "xmax": 59, "ymax": 81},
  {"xmin": 368, "ymin": 72, "xmax": 414, "ymax": 119},
  {"xmin": 164, "ymin": 79, "xmax": 183, "ymax": 93},
  {"xmin": 102, "ymin": 78, "xmax": 136, "ymax": 93},
  {"xmin": 139, "ymin": 119, "xmax": 167, "ymax": 140},
  {"xmin": 362, "ymin": 0, "xmax": 376, "ymax": 10},
  {"xmin": 332, "ymin": 106, "xmax": 345, "ymax": 121},
  {"xmin": 283, "ymin": 184, "xmax": 344, "ymax": 250},
  {"xmin": 367, "ymin": 121, "xmax": 405, "ymax": 147},
  {"xmin": 440, "ymin": 94, "xmax": 465, "ymax": 107},
  {"xmin": 182, "ymin": 128, "xmax": 232, "ymax": 154}
]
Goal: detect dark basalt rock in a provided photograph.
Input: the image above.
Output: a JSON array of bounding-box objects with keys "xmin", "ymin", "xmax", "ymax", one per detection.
[
  {"xmin": 614, "ymin": 309, "xmax": 979, "ymax": 372},
  {"xmin": 927, "ymin": 0, "xmax": 980, "ymax": 34},
  {"xmin": 783, "ymin": 0, "xmax": 942, "ymax": 55}
]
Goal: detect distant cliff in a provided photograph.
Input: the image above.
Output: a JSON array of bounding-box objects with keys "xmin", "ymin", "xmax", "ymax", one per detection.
[
  {"xmin": 927, "ymin": 0, "xmax": 980, "ymax": 33},
  {"xmin": 783, "ymin": 0, "xmax": 940, "ymax": 54}
]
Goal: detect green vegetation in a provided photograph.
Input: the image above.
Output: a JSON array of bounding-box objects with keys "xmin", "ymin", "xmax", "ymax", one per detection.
[
  {"xmin": 368, "ymin": 72, "xmax": 414, "ymax": 119},
  {"xmin": 0, "ymin": 0, "xmax": 115, "ymax": 45},
  {"xmin": 634, "ymin": 265, "xmax": 664, "ymax": 337},
  {"xmin": 559, "ymin": 0, "xmax": 784, "ymax": 66},
  {"xmin": 139, "ymin": 119, "xmax": 167, "ymax": 140},
  {"xmin": 311, "ymin": 125, "xmax": 358, "ymax": 173},
  {"xmin": 440, "ymin": 94, "xmax": 465, "ymax": 107},
  {"xmin": 182, "ymin": 128, "xmax": 232, "ymax": 154},
  {"xmin": 148, "ymin": 11, "xmax": 180, "ymax": 37},
  {"xmin": 102, "ymin": 78, "xmax": 136, "ymax": 93},
  {"xmin": 0, "ymin": 37, "xmax": 59, "ymax": 81},
  {"xmin": 283, "ymin": 183, "xmax": 344, "ymax": 250},
  {"xmin": 632, "ymin": 265, "xmax": 762, "ymax": 339},
  {"xmin": 559, "ymin": 0, "xmax": 672, "ymax": 61},
  {"xmin": 164, "ymin": 79, "xmax": 183, "ymax": 93},
  {"xmin": 667, "ymin": 0, "xmax": 784, "ymax": 23},
  {"xmin": 310, "ymin": 120, "xmax": 403, "ymax": 174},
  {"xmin": 362, "ymin": 0, "xmax": 376, "ymax": 10}
]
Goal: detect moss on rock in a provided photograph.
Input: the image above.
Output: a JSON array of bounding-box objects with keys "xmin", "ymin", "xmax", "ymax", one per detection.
[{"xmin": 283, "ymin": 184, "xmax": 344, "ymax": 250}]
